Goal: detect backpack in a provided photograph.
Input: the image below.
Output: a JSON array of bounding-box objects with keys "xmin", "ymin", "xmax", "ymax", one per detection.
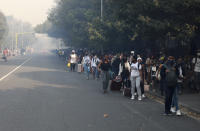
[{"xmin": 163, "ymin": 64, "xmax": 177, "ymax": 87}]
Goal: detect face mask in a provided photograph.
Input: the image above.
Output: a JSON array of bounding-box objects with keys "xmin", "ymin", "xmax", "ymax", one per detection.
[{"xmin": 168, "ymin": 60, "xmax": 174, "ymax": 65}]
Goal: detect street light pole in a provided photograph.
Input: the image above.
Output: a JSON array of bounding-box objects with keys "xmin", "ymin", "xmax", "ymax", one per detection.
[
  {"xmin": 100, "ymin": 0, "xmax": 104, "ymax": 54},
  {"xmin": 101, "ymin": 0, "xmax": 103, "ymax": 21}
]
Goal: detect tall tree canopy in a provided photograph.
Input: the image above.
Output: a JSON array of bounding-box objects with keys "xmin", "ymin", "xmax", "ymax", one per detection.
[
  {"xmin": 0, "ymin": 11, "xmax": 7, "ymax": 42},
  {"xmin": 35, "ymin": 0, "xmax": 200, "ymax": 55}
]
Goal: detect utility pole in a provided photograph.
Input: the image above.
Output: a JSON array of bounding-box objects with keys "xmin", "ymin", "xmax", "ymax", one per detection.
[
  {"xmin": 101, "ymin": 0, "xmax": 103, "ymax": 21},
  {"xmin": 22, "ymin": 24, "xmax": 24, "ymax": 48},
  {"xmin": 100, "ymin": 0, "xmax": 104, "ymax": 54}
]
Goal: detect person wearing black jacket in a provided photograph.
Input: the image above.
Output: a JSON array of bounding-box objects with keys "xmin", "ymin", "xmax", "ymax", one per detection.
[
  {"xmin": 99, "ymin": 55, "xmax": 111, "ymax": 93},
  {"xmin": 161, "ymin": 56, "xmax": 179, "ymax": 115},
  {"xmin": 111, "ymin": 54, "xmax": 122, "ymax": 78},
  {"xmin": 170, "ymin": 58, "xmax": 185, "ymax": 116}
]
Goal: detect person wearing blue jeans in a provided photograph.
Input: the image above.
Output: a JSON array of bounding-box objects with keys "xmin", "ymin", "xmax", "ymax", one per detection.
[
  {"xmin": 83, "ymin": 53, "xmax": 91, "ymax": 80},
  {"xmin": 91, "ymin": 55, "xmax": 100, "ymax": 79},
  {"xmin": 162, "ymin": 56, "xmax": 179, "ymax": 115},
  {"xmin": 171, "ymin": 84, "xmax": 181, "ymax": 116},
  {"xmin": 171, "ymin": 60, "xmax": 184, "ymax": 116},
  {"xmin": 84, "ymin": 64, "xmax": 90, "ymax": 80},
  {"xmin": 99, "ymin": 55, "xmax": 111, "ymax": 93}
]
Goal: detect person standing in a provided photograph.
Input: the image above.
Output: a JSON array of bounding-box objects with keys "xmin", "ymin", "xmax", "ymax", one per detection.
[
  {"xmin": 170, "ymin": 58, "xmax": 184, "ymax": 116},
  {"xmin": 158, "ymin": 57, "xmax": 167, "ymax": 96},
  {"xmin": 111, "ymin": 54, "xmax": 121, "ymax": 78},
  {"xmin": 119, "ymin": 57, "xmax": 131, "ymax": 90},
  {"xmin": 137, "ymin": 57, "xmax": 146, "ymax": 98},
  {"xmin": 130, "ymin": 56, "xmax": 142, "ymax": 101},
  {"xmin": 162, "ymin": 56, "xmax": 178, "ymax": 115},
  {"xmin": 99, "ymin": 55, "xmax": 111, "ymax": 93},
  {"xmin": 192, "ymin": 50, "xmax": 200, "ymax": 93},
  {"xmin": 83, "ymin": 53, "xmax": 91, "ymax": 80},
  {"xmin": 3, "ymin": 48, "xmax": 8, "ymax": 62},
  {"xmin": 91, "ymin": 55, "xmax": 100, "ymax": 79},
  {"xmin": 70, "ymin": 50, "xmax": 77, "ymax": 72},
  {"xmin": 145, "ymin": 57, "xmax": 151, "ymax": 84}
]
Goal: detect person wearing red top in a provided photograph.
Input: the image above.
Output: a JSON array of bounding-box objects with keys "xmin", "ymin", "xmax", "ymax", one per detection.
[{"xmin": 3, "ymin": 48, "xmax": 8, "ymax": 62}]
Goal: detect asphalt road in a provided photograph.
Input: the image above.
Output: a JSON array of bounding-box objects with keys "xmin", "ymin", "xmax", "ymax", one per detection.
[{"xmin": 0, "ymin": 52, "xmax": 199, "ymax": 131}]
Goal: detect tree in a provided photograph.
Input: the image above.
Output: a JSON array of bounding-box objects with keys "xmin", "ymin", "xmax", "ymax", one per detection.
[
  {"xmin": 0, "ymin": 11, "xmax": 8, "ymax": 46},
  {"xmin": 36, "ymin": 0, "xmax": 200, "ymax": 56}
]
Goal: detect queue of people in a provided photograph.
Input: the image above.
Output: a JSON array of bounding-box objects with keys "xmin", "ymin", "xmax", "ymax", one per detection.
[{"xmin": 57, "ymin": 49, "xmax": 200, "ymax": 116}]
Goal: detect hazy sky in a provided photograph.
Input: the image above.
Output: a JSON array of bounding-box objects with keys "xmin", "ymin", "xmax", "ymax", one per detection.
[{"xmin": 0, "ymin": 0, "xmax": 55, "ymax": 27}]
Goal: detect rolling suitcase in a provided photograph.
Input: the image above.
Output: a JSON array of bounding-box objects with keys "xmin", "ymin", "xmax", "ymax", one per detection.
[
  {"xmin": 110, "ymin": 76, "xmax": 122, "ymax": 91},
  {"xmin": 77, "ymin": 64, "xmax": 82, "ymax": 73},
  {"xmin": 123, "ymin": 80, "xmax": 132, "ymax": 97}
]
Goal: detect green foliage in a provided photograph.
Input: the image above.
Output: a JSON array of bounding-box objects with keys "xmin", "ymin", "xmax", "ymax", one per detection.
[
  {"xmin": 0, "ymin": 11, "xmax": 7, "ymax": 42},
  {"xmin": 36, "ymin": 0, "xmax": 200, "ymax": 54}
]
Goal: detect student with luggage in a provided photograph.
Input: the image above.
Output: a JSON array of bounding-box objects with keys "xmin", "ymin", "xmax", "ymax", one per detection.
[{"xmin": 130, "ymin": 56, "xmax": 143, "ymax": 100}]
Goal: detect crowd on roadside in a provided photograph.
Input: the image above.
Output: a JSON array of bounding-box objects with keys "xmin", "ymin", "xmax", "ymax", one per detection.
[
  {"xmin": 0, "ymin": 48, "xmax": 32, "ymax": 62},
  {"xmin": 57, "ymin": 48, "xmax": 200, "ymax": 116}
]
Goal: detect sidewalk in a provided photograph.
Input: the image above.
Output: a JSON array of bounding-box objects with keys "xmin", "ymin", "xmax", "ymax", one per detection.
[
  {"xmin": 147, "ymin": 86, "xmax": 200, "ymax": 117},
  {"xmin": 179, "ymin": 93, "xmax": 200, "ymax": 113}
]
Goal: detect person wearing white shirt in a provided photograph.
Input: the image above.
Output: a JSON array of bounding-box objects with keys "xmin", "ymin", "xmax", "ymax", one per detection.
[
  {"xmin": 192, "ymin": 51, "xmax": 200, "ymax": 92},
  {"xmin": 70, "ymin": 50, "xmax": 77, "ymax": 72},
  {"xmin": 91, "ymin": 55, "xmax": 100, "ymax": 79},
  {"xmin": 83, "ymin": 53, "xmax": 91, "ymax": 80},
  {"xmin": 130, "ymin": 56, "xmax": 142, "ymax": 100}
]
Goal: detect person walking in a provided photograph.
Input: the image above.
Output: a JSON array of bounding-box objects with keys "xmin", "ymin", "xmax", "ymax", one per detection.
[
  {"xmin": 3, "ymin": 48, "xmax": 8, "ymax": 62},
  {"xmin": 162, "ymin": 56, "xmax": 179, "ymax": 115},
  {"xmin": 111, "ymin": 54, "xmax": 122, "ymax": 78},
  {"xmin": 91, "ymin": 55, "xmax": 100, "ymax": 80},
  {"xmin": 158, "ymin": 57, "xmax": 167, "ymax": 96},
  {"xmin": 137, "ymin": 57, "xmax": 146, "ymax": 98},
  {"xmin": 119, "ymin": 57, "xmax": 131, "ymax": 90},
  {"xmin": 83, "ymin": 53, "xmax": 91, "ymax": 80},
  {"xmin": 170, "ymin": 58, "xmax": 184, "ymax": 116},
  {"xmin": 99, "ymin": 55, "xmax": 111, "ymax": 93},
  {"xmin": 192, "ymin": 50, "xmax": 200, "ymax": 93},
  {"xmin": 130, "ymin": 56, "xmax": 142, "ymax": 100},
  {"xmin": 70, "ymin": 50, "xmax": 77, "ymax": 72}
]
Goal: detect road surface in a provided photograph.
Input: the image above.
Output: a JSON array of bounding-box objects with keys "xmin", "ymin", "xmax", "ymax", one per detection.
[{"xmin": 0, "ymin": 52, "xmax": 199, "ymax": 131}]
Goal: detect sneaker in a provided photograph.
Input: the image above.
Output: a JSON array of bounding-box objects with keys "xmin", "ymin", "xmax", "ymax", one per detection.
[
  {"xmin": 142, "ymin": 94, "xmax": 146, "ymax": 98},
  {"xmin": 163, "ymin": 112, "xmax": 173, "ymax": 116},
  {"xmin": 170, "ymin": 107, "xmax": 176, "ymax": 113},
  {"xmin": 134, "ymin": 93, "xmax": 137, "ymax": 96},
  {"xmin": 176, "ymin": 110, "xmax": 181, "ymax": 116},
  {"xmin": 131, "ymin": 96, "xmax": 135, "ymax": 100},
  {"xmin": 138, "ymin": 96, "xmax": 142, "ymax": 101}
]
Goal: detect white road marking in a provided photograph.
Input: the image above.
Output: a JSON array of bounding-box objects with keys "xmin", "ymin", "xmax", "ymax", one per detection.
[{"xmin": 0, "ymin": 58, "xmax": 32, "ymax": 82}]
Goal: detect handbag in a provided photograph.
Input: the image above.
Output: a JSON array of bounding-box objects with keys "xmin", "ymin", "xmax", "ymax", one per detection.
[
  {"xmin": 67, "ymin": 62, "xmax": 71, "ymax": 68},
  {"xmin": 144, "ymin": 84, "xmax": 150, "ymax": 91}
]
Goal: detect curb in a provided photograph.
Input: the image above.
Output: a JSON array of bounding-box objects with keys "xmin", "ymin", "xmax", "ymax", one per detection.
[{"xmin": 146, "ymin": 91, "xmax": 200, "ymax": 121}]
